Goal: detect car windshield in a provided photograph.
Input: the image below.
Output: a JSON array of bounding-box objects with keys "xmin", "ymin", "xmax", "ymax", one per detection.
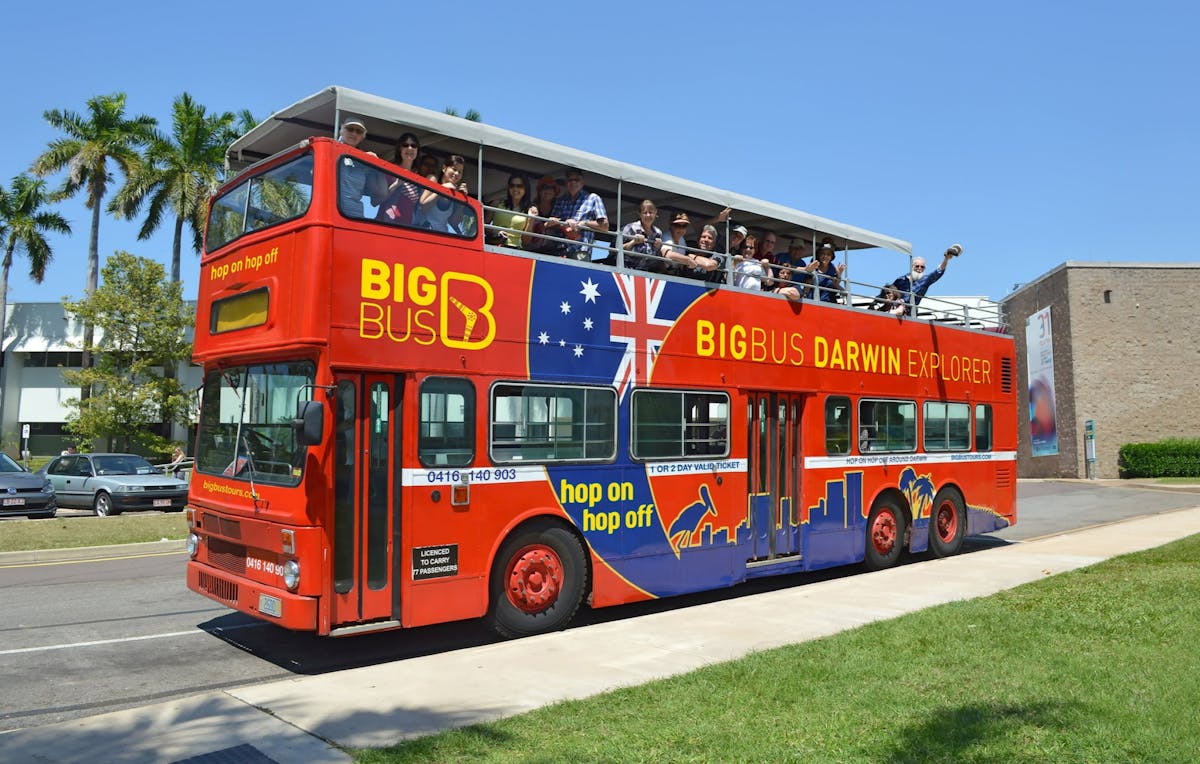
[
  {"xmin": 0, "ymin": 453, "xmax": 22, "ymax": 472},
  {"xmin": 92, "ymin": 455, "xmax": 157, "ymax": 476}
]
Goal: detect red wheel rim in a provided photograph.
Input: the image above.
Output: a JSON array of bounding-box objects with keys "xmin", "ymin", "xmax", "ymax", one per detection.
[
  {"xmin": 505, "ymin": 543, "xmax": 564, "ymax": 614},
  {"xmin": 935, "ymin": 500, "xmax": 959, "ymax": 543},
  {"xmin": 871, "ymin": 510, "xmax": 897, "ymax": 556}
]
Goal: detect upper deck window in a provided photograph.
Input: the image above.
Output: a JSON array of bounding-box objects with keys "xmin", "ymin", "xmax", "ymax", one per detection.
[
  {"xmin": 206, "ymin": 153, "xmax": 314, "ymax": 253},
  {"xmin": 337, "ymin": 155, "xmax": 478, "ymax": 240}
]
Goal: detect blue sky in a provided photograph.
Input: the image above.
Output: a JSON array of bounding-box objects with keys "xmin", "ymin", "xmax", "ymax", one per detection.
[{"xmin": 4, "ymin": 1, "xmax": 1197, "ymax": 305}]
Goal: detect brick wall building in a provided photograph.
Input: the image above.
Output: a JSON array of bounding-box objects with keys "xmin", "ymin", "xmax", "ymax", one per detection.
[{"xmin": 1001, "ymin": 262, "xmax": 1200, "ymax": 478}]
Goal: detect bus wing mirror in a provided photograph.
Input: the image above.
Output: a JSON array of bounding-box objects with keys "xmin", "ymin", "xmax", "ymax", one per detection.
[{"xmin": 294, "ymin": 400, "xmax": 325, "ymax": 447}]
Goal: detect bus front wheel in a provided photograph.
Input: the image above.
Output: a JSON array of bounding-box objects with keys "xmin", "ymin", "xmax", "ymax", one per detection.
[
  {"xmin": 488, "ymin": 523, "xmax": 588, "ymax": 639},
  {"xmin": 864, "ymin": 499, "xmax": 906, "ymax": 571},
  {"xmin": 929, "ymin": 488, "xmax": 966, "ymax": 558}
]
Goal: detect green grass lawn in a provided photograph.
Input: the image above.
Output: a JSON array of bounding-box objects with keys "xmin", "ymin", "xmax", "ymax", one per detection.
[
  {"xmin": 0, "ymin": 513, "xmax": 188, "ymax": 552},
  {"xmin": 357, "ymin": 534, "xmax": 1200, "ymax": 763}
]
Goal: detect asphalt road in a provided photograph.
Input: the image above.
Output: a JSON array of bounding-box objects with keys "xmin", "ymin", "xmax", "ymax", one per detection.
[{"xmin": 1, "ymin": 479, "xmax": 1197, "ymax": 735}]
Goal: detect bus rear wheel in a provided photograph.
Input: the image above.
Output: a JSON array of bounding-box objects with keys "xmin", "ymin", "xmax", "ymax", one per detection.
[
  {"xmin": 865, "ymin": 499, "xmax": 906, "ymax": 571},
  {"xmin": 929, "ymin": 488, "xmax": 966, "ymax": 558},
  {"xmin": 488, "ymin": 523, "xmax": 588, "ymax": 639}
]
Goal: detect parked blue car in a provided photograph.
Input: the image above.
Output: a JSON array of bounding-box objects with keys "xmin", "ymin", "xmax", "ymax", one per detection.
[{"xmin": 40, "ymin": 453, "xmax": 188, "ymax": 517}]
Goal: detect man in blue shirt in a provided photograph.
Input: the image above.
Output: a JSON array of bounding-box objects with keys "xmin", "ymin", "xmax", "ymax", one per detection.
[
  {"xmin": 546, "ymin": 168, "xmax": 608, "ymax": 260},
  {"xmin": 875, "ymin": 244, "xmax": 962, "ymax": 314}
]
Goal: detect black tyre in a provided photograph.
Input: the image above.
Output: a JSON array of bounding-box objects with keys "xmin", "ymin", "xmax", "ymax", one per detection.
[
  {"xmin": 93, "ymin": 491, "xmax": 119, "ymax": 517},
  {"xmin": 488, "ymin": 522, "xmax": 588, "ymax": 639},
  {"xmin": 928, "ymin": 487, "xmax": 966, "ymax": 558},
  {"xmin": 864, "ymin": 498, "xmax": 907, "ymax": 571}
]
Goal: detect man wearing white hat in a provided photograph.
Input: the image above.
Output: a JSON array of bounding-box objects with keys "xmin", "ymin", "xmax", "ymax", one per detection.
[{"xmin": 336, "ymin": 117, "xmax": 377, "ymax": 218}]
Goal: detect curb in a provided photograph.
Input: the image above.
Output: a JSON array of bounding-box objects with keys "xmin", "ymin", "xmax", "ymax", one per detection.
[{"xmin": 0, "ymin": 539, "xmax": 187, "ymax": 566}]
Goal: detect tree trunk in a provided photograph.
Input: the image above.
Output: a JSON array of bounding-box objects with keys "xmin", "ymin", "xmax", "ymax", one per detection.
[
  {"xmin": 171, "ymin": 215, "xmax": 183, "ymax": 284},
  {"xmin": 80, "ymin": 200, "xmax": 102, "ymax": 404},
  {"xmin": 0, "ymin": 241, "xmax": 13, "ymax": 353}
]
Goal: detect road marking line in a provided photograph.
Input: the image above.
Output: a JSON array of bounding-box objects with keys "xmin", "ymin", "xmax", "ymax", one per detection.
[{"xmin": 0, "ymin": 629, "xmax": 203, "ymax": 655}]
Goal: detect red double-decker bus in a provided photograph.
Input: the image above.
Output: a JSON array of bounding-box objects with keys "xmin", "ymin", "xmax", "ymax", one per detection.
[{"xmin": 186, "ymin": 87, "xmax": 1016, "ymax": 637}]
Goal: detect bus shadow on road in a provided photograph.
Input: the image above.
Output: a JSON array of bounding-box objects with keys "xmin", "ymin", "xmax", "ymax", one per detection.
[{"xmin": 196, "ymin": 534, "xmax": 1015, "ymax": 676}]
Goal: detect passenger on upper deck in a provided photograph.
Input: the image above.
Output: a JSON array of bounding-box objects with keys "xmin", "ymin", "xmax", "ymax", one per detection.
[
  {"xmin": 487, "ymin": 174, "xmax": 531, "ymax": 248},
  {"xmin": 661, "ymin": 218, "xmax": 718, "ymax": 279},
  {"xmin": 782, "ymin": 238, "xmax": 809, "ymax": 268},
  {"xmin": 872, "ymin": 244, "xmax": 962, "ymax": 314},
  {"xmin": 804, "ymin": 243, "xmax": 846, "ymax": 302},
  {"xmin": 336, "ymin": 117, "xmax": 377, "ymax": 218},
  {"xmin": 872, "ymin": 284, "xmax": 906, "ymax": 315},
  {"xmin": 525, "ymin": 175, "xmax": 561, "ymax": 254},
  {"xmin": 376, "ymin": 132, "xmax": 422, "ymax": 225},
  {"xmin": 728, "ymin": 225, "xmax": 748, "ymax": 256},
  {"xmin": 770, "ymin": 264, "xmax": 803, "ymax": 301},
  {"xmin": 620, "ymin": 200, "xmax": 665, "ymax": 273},
  {"xmin": 546, "ymin": 168, "xmax": 608, "ymax": 261},
  {"xmin": 416, "ymin": 153, "xmax": 440, "ymax": 181},
  {"xmin": 731, "ymin": 235, "xmax": 768, "ymax": 291},
  {"xmin": 695, "ymin": 225, "xmax": 728, "ymax": 284},
  {"xmin": 757, "ymin": 230, "xmax": 781, "ymax": 265},
  {"xmin": 415, "ymin": 155, "xmax": 469, "ymax": 232}
]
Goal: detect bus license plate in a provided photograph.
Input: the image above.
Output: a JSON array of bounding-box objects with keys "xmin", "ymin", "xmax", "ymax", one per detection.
[
  {"xmin": 2, "ymin": 497, "xmax": 25, "ymax": 506},
  {"xmin": 258, "ymin": 594, "xmax": 282, "ymax": 618},
  {"xmin": 153, "ymin": 498, "xmax": 171, "ymax": 507}
]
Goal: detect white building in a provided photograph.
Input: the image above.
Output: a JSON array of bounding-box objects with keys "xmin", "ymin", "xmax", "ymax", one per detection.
[{"xmin": 1, "ymin": 302, "xmax": 201, "ymax": 456}]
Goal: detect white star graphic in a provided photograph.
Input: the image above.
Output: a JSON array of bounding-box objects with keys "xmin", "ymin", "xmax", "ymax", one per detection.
[
  {"xmin": 583, "ymin": 317, "xmax": 594, "ymax": 331},
  {"xmin": 580, "ymin": 278, "xmax": 600, "ymax": 303},
  {"xmin": 559, "ymin": 339, "xmax": 566, "ymax": 347},
  {"xmin": 538, "ymin": 331, "xmax": 549, "ymax": 344},
  {"xmin": 560, "ymin": 300, "xmax": 572, "ymax": 315},
  {"xmin": 573, "ymin": 345, "xmax": 584, "ymax": 358}
]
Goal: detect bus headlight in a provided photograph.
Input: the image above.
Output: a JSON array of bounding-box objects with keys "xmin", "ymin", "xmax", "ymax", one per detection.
[
  {"xmin": 187, "ymin": 532, "xmax": 200, "ymax": 558},
  {"xmin": 282, "ymin": 559, "xmax": 300, "ymax": 590}
]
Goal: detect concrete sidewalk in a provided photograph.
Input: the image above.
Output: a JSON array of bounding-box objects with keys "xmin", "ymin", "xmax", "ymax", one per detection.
[{"xmin": 5, "ymin": 505, "xmax": 1200, "ymax": 763}]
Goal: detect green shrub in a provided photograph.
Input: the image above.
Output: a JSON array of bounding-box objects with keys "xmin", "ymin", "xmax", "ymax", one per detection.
[{"xmin": 1118, "ymin": 438, "xmax": 1200, "ymax": 478}]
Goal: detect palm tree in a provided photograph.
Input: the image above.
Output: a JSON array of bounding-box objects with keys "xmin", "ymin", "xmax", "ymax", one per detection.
[
  {"xmin": 0, "ymin": 174, "xmax": 71, "ymax": 345},
  {"xmin": 443, "ymin": 106, "xmax": 482, "ymax": 122},
  {"xmin": 109, "ymin": 93, "xmax": 241, "ymax": 283},
  {"xmin": 32, "ymin": 93, "xmax": 156, "ymax": 373}
]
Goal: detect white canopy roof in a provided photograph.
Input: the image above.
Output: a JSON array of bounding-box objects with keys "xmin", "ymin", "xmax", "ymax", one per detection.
[{"xmin": 227, "ymin": 86, "xmax": 911, "ymax": 255}]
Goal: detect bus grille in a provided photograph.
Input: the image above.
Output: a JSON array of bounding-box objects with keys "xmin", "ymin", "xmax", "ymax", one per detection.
[
  {"xmin": 198, "ymin": 571, "xmax": 239, "ymax": 604},
  {"xmin": 203, "ymin": 512, "xmax": 242, "ymax": 539},
  {"xmin": 208, "ymin": 537, "xmax": 247, "ymax": 576}
]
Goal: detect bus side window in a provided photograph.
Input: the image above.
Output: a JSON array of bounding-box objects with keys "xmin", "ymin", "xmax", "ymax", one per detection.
[
  {"xmin": 824, "ymin": 395, "xmax": 851, "ymax": 454},
  {"xmin": 858, "ymin": 400, "xmax": 876, "ymax": 452}
]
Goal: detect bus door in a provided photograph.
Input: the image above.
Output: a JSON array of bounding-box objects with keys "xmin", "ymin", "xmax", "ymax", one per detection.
[
  {"xmin": 330, "ymin": 373, "xmax": 401, "ymax": 629},
  {"xmin": 747, "ymin": 392, "xmax": 802, "ymax": 561}
]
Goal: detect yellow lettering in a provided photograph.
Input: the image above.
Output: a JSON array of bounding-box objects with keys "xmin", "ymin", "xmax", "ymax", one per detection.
[
  {"xmin": 697, "ymin": 320, "xmax": 715, "ymax": 356},
  {"xmin": 361, "ymin": 259, "xmax": 390, "ymax": 300},
  {"xmin": 730, "ymin": 325, "xmax": 746, "ymax": 360}
]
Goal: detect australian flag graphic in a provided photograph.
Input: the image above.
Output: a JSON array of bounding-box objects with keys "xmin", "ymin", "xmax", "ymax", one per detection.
[
  {"xmin": 527, "ymin": 264, "xmax": 702, "ymax": 395},
  {"xmin": 525, "ymin": 262, "xmax": 735, "ymax": 597}
]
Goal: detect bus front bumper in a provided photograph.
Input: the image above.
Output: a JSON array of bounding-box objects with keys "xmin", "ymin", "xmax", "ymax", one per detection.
[{"xmin": 187, "ymin": 561, "xmax": 317, "ymax": 631}]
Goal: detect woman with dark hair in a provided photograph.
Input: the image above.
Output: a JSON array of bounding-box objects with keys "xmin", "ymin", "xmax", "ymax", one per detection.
[
  {"xmin": 376, "ymin": 132, "xmax": 422, "ymax": 225},
  {"xmin": 415, "ymin": 155, "xmax": 468, "ymax": 232},
  {"xmin": 487, "ymin": 173, "xmax": 531, "ymax": 248}
]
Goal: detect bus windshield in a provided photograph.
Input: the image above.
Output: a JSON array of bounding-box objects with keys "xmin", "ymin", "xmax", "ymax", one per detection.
[
  {"xmin": 194, "ymin": 362, "xmax": 315, "ymax": 486},
  {"xmin": 206, "ymin": 152, "xmax": 315, "ymax": 252}
]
